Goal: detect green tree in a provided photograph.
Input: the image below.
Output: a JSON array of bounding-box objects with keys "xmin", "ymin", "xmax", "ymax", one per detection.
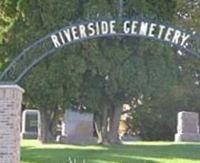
[{"xmin": 1, "ymin": 0, "xmax": 199, "ymax": 143}]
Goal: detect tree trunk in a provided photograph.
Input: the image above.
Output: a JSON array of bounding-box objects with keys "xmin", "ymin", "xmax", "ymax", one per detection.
[
  {"xmin": 107, "ymin": 106, "xmax": 122, "ymax": 144},
  {"xmin": 101, "ymin": 107, "xmax": 109, "ymax": 144},
  {"xmin": 38, "ymin": 109, "xmax": 54, "ymax": 143},
  {"xmin": 94, "ymin": 107, "xmax": 109, "ymax": 144},
  {"xmin": 94, "ymin": 113, "xmax": 103, "ymax": 143}
]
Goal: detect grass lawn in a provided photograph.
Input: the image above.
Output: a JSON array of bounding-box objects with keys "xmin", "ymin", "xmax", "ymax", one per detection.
[{"xmin": 21, "ymin": 140, "xmax": 200, "ymax": 163}]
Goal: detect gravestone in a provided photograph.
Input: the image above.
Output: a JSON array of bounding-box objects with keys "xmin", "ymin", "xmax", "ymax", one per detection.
[
  {"xmin": 60, "ymin": 109, "xmax": 97, "ymax": 144},
  {"xmin": 21, "ymin": 110, "xmax": 40, "ymax": 139},
  {"xmin": 175, "ymin": 111, "xmax": 200, "ymax": 142}
]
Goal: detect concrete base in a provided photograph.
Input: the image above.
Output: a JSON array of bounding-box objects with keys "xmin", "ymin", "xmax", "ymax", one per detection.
[
  {"xmin": 175, "ymin": 133, "xmax": 200, "ymax": 142},
  {"xmin": 21, "ymin": 132, "xmax": 38, "ymax": 139},
  {"xmin": 59, "ymin": 136, "xmax": 97, "ymax": 145}
]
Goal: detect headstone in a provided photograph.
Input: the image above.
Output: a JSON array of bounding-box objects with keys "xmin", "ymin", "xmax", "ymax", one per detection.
[
  {"xmin": 60, "ymin": 109, "xmax": 97, "ymax": 144},
  {"xmin": 21, "ymin": 110, "xmax": 40, "ymax": 139},
  {"xmin": 175, "ymin": 111, "xmax": 200, "ymax": 142}
]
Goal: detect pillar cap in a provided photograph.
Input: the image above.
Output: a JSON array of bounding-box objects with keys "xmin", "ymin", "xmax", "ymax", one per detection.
[{"xmin": 0, "ymin": 84, "xmax": 25, "ymax": 93}]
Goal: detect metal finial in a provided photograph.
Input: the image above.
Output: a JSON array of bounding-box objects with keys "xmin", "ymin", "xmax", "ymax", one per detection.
[{"xmin": 119, "ymin": 0, "xmax": 123, "ymax": 18}]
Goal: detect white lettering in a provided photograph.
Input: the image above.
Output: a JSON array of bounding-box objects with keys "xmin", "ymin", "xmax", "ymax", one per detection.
[
  {"xmin": 164, "ymin": 27, "xmax": 174, "ymax": 42},
  {"xmin": 172, "ymin": 30, "xmax": 181, "ymax": 44},
  {"xmin": 59, "ymin": 32, "xmax": 65, "ymax": 44},
  {"xmin": 79, "ymin": 25, "xmax": 87, "ymax": 38},
  {"xmin": 71, "ymin": 26, "xmax": 79, "ymax": 40},
  {"xmin": 51, "ymin": 35, "xmax": 61, "ymax": 48},
  {"xmin": 63, "ymin": 29, "xmax": 72, "ymax": 42},
  {"xmin": 95, "ymin": 22, "xmax": 100, "ymax": 35},
  {"xmin": 123, "ymin": 21, "xmax": 130, "ymax": 34},
  {"xmin": 131, "ymin": 21, "xmax": 138, "ymax": 34},
  {"xmin": 87, "ymin": 23, "xmax": 95, "ymax": 36},
  {"xmin": 51, "ymin": 20, "xmax": 192, "ymax": 50},
  {"xmin": 101, "ymin": 21, "xmax": 109, "ymax": 34},
  {"xmin": 158, "ymin": 25, "xmax": 166, "ymax": 39},
  {"xmin": 148, "ymin": 23, "xmax": 157, "ymax": 37},
  {"xmin": 180, "ymin": 33, "xmax": 190, "ymax": 46},
  {"xmin": 110, "ymin": 20, "xmax": 116, "ymax": 34},
  {"xmin": 139, "ymin": 22, "xmax": 148, "ymax": 36}
]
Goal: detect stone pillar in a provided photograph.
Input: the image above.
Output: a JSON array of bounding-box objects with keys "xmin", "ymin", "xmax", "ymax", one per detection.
[
  {"xmin": 0, "ymin": 85, "xmax": 24, "ymax": 163},
  {"xmin": 175, "ymin": 111, "xmax": 200, "ymax": 142}
]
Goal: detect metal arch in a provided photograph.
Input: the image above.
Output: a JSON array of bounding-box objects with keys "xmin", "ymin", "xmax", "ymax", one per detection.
[
  {"xmin": 13, "ymin": 34, "xmax": 200, "ymax": 83},
  {"xmin": 0, "ymin": 17, "xmax": 200, "ymax": 84}
]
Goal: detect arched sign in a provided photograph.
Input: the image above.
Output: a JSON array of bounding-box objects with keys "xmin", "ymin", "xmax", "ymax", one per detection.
[
  {"xmin": 0, "ymin": 18, "xmax": 200, "ymax": 84},
  {"xmin": 51, "ymin": 19, "xmax": 191, "ymax": 49}
]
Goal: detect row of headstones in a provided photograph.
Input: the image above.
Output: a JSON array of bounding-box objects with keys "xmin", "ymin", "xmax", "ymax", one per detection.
[
  {"xmin": 21, "ymin": 110, "xmax": 200, "ymax": 143},
  {"xmin": 21, "ymin": 109, "xmax": 96, "ymax": 144}
]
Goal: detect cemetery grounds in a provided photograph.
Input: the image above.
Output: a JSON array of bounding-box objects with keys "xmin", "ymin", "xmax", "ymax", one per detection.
[{"xmin": 21, "ymin": 139, "xmax": 200, "ymax": 163}]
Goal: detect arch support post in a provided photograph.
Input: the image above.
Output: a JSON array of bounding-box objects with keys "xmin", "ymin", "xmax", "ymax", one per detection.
[{"xmin": 0, "ymin": 85, "xmax": 24, "ymax": 163}]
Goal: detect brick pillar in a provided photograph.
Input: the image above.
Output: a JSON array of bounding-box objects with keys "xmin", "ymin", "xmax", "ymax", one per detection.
[{"xmin": 0, "ymin": 85, "xmax": 24, "ymax": 163}]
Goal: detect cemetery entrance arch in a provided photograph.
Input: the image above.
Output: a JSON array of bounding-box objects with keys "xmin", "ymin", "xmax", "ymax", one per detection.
[{"xmin": 0, "ymin": 18, "xmax": 200, "ymax": 163}]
